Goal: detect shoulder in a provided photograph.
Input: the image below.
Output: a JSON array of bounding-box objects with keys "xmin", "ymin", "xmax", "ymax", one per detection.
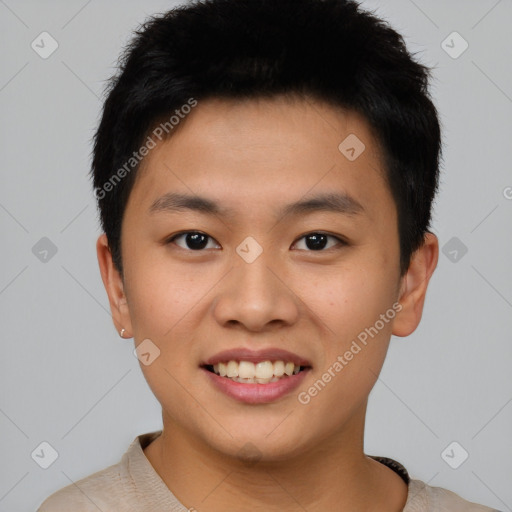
[
  {"xmin": 370, "ymin": 455, "xmax": 498, "ymax": 512},
  {"xmin": 36, "ymin": 461, "xmax": 127, "ymax": 512},
  {"xmin": 35, "ymin": 432, "xmax": 162, "ymax": 512},
  {"xmin": 406, "ymin": 479, "xmax": 500, "ymax": 512}
]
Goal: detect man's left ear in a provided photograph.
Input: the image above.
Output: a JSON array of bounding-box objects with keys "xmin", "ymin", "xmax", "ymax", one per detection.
[{"xmin": 392, "ymin": 232, "xmax": 439, "ymax": 337}]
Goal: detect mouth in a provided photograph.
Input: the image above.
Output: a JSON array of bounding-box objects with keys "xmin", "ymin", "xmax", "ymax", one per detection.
[
  {"xmin": 202, "ymin": 360, "xmax": 310, "ymax": 384},
  {"xmin": 200, "ymin": 348, "xmax": 312, "ymax": 404}
]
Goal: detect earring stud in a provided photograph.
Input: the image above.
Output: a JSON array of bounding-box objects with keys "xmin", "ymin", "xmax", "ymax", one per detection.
[{"xmin": 120, "ymin": 328, "xmax": 126, "ymax": 338}]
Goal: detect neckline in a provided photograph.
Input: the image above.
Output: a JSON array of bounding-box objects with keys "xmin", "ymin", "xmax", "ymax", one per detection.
[
  {"xmin": 134, "ymin": 432, "xmax": 411, "ymax": 503},
  {"xmin": 369, "ymin": 455, "xmax": 410, "ymax": 485}
]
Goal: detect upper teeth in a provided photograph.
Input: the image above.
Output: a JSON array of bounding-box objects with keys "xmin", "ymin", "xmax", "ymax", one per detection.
[{"xmin": 213, "ymin": 360, "xmax": 301, "ymax": 379}]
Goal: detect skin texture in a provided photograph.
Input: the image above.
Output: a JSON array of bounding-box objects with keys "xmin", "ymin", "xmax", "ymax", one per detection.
[{"xmin": 97, "ymin": 96, "xmax": 438, "ymax": 511}]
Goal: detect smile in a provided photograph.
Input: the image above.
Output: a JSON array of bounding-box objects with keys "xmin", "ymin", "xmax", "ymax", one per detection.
[{"xmin": 204, "ymin": 360, "xmax": 307, "ymax": 384}]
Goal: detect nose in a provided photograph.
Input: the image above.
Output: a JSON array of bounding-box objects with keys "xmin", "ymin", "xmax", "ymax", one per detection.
[{"xmin": 212, "ymin": 250, "xmax": 300, "ymax": 332}]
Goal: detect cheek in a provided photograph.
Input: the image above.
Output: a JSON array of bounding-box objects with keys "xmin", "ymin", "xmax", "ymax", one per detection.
[
  {"xmin": 124, "ymin": 252, "xmax": 211, "ymax": 338},
  {"xmin": 126, "ymin": 265, "xmax": 204, "ymax": 415},
  {"xmin": 298, "ymin": 261, "xmax": 398, "ymax": 341},
  {"xmin": 123, "ymin": 253, "xmax": 219, "ymax": 402},
  {"xmin": 297, "ymin": 260, "xmax": 399, "ymax": 401},
  {"xmin": 295, "ymin": 278, "xmax": 397, "ymax": 428},
  {"xmin": 324, "ymin": 269, "xmax": 399, "ymax": 369}
]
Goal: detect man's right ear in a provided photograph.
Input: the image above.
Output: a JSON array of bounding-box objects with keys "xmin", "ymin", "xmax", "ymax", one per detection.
[{"xmin": 96, "ymin": 234, "xmax": 133, "ymax": 338}]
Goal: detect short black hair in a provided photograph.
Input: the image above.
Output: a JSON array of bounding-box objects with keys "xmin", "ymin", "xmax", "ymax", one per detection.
[{"xmin": 91, "ymin": 0, "xmax": 442, "ymax": 276}]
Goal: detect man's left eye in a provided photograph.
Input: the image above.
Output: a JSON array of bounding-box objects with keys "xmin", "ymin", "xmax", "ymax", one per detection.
[{"xmin": 293, "ymin": 233, "xmax": 345, "ymax": 251}]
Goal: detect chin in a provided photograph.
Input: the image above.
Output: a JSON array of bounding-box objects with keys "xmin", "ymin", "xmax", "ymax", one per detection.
[{"xmin": 203, "ymin": 425, "xmax": 309, "ymax": 464}]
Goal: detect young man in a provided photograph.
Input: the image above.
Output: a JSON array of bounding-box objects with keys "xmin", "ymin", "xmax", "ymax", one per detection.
[{"xmin": 38, "ymin": 0, "xmax": 498, "ymax": 510}]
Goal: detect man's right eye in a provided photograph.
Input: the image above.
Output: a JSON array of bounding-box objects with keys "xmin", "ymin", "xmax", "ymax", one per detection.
[{"xmin": 166, "ymin": 231, "xmax": 221, "ymax": 251}]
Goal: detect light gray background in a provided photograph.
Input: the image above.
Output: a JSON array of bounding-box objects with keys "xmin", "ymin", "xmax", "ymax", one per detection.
[{"xmin": 1, "ymin": 1, "xmax": 511, "ymax": 510}]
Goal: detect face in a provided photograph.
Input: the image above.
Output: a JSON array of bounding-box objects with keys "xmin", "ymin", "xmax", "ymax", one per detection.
[{"xmin": 103, "ymin": 96, "xmax": 412, "ymax": 461}]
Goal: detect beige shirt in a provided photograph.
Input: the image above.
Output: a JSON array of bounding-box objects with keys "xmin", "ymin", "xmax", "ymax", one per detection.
[{"xmin": 37, "ymin": 431, "xmax": 498, "ymax": 512}]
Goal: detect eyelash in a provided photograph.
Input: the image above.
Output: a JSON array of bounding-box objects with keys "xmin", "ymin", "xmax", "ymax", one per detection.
[{"xmin": 165, "ymin": 231, "xmax": 347, "ymax": 252}]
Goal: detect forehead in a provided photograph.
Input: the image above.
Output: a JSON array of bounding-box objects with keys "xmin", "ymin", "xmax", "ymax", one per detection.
[{"xmin": 128, "ymin": 96, "xmax": 393, "ymax": 222}]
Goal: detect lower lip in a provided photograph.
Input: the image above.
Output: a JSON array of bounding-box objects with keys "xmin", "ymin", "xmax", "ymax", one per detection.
[{"xmin": 201, "ymin": 367, "xmax": 310, "ymax": 404}]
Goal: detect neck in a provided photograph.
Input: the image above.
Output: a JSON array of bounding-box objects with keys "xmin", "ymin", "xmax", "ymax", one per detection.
[{"xmin": 144, "ymin": 405, "xmax": 407, "ymax": 511}]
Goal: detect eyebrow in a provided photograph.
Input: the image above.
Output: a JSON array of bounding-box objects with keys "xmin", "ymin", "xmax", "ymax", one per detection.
[
  {"xmin": 148, "ymin": 191, "xmax": 364, "ymax": 218},
  {"xmin": 149, "ymin": 192, "xmax": 231, "ymax": 217},
  {"xmin": 279, "ymin": 192, "xmax": 364, "ymax": 217}
]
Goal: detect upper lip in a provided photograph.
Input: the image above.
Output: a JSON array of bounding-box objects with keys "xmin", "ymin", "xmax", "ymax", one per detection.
[{"xmin": 202, "ymin": 348, "xmax": 312, "ymax": 367}]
